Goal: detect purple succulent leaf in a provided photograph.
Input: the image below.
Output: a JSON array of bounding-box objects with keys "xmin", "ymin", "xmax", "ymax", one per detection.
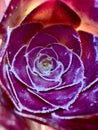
[
  {"xmin": 15, "ymin": 106, "xmax": 98, "ymax": 130},
  {"xmin": 26, "ymin": 46, "xmax": 43, "ymax": 73},
  {"xmin": 69, "ymin": 82, "xmax": 98, "ymax": 116},
  {"xmin": 6, "ymin": 69, "xmax": 58, "ymax": 113},
  {"xmin": 11, "ymin": 45, "xmax": 33, "ymax": 88},
  {"xmin": 27, "ymin": 67, "xmax": 61, "ymax": 91},
  {"xmin": 79, "ymin": 31, "xmax": 98, "ymax": 91},
  {"xmin": 8, "ymin": 22, "xmax": 43, "ymax": 64},
  {"xmin": 26, "ymin": 33, "xmax": 58, "ymax": 53},
  {"xmin": 0, "ymin": 58, "xmax": 19, "ymax": 108},
  {"xmin": 52, "ymin": 82, "xmax": 98, "ymax": 119},
  {"xmin": 41, "ymin": 24, "xmax": 82, "ymax": 56},
  {"xmin": 32, "ymin": 81, "xmax": 83, "ymax": 109},
  {"xmin": 56, "ymin": 52, "xmax": 84, "ymax": 89},
  {"xmin": 49, "ymin": 43, "xmax": 72, "ymax": 72},
  {"xmin": 36, "ymin": 47, "xmax": 58, "ymax": 60},
  {"xmin": 21, "ymin": 82, "xmax": 98, "ymax": 130},
  {"xmin": 15, "ymin": 110, "xmax": 47, "ymax": 125}
]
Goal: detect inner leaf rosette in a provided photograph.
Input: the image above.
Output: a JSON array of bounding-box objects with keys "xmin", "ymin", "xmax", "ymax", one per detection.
[
  {"xmin": 25, "ymin": 42, "xmax": 75, "ymax": 89},
  {"xmin": 0, "ymin": 22, "xmax": 88, "ymax": 129}
]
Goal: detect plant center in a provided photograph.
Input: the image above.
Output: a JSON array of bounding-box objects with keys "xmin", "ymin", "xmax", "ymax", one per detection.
[{"xmin": 39, "ymin": 58, "xmax": 53, "ymax": 75}]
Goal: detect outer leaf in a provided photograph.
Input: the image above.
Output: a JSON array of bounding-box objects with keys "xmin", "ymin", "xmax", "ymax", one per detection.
[
  {"xmin": 64, "ymin": 0, "xmax": 98, "ymax": 36},
  {"xmin": 22, "ymin": 0, "xmax": 80, "ymax": 28},
  {"xmin": 0, "ymin": 0, "xmax": 46, "ymax": 34}
]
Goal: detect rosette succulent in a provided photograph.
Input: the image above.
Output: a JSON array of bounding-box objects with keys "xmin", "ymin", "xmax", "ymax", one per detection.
[{"xmin": 0, "ymin": 0, "xmax": 98, "ymax": 130}]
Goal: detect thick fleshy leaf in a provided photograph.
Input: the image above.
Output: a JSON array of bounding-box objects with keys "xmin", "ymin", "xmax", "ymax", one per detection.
[
  {"xmin": 41, "ymin": 113, "xmax": 98, "ymax": 130},
  {"xmin": 79, "ymin": 31, "xmax": 98, "ymax": 91},
  {"xmin": 50, "ymin": 43, "xmax": 72, "ymax": 72},
  {"xmin": 22, "ymin": 0, "xmax": 80, "ymax": 28},
  {"xmin": 64, "ymin": 0, "xmax": 98, "ymax": 35},
  {"xmin": 8, "ymin": 22, "xmax": 43, "ymax": 64},
  {"xmin": 0, "ymin": 105, "xmax": 30, "ymax": 130},
  {"xmin": 26, "ymin": 33, "xmax": 58, "ymax": 53},
  {"xmin": 26, "ymin": 46, "xmax": 43, "ymax": 71},
  {"xmin": 11, "ymin": 46, "xmax": 33, "ymax": 88},
  {"xmin": 27, "ymin": 83, "xmax": 98, "ymax": 130},
  {"xmin": 27, "ymin": 68, "xmax": 61, "ymax": 91},
  {"xmin": 53, "ymin": 82, "xmax": 98, "ymax": 118},
  {"xmin": 58, "ymin": 52, "xmax": 84, "ymax": 88},
  {"xmin": 41, "ymin": 24, "xmax": 82, "ymax": 56},
  {"xmin": 71, "ymin": 82, "xmax": 98, "ymax": 116},
  {"xmin": 57, "ymin": 117, "xmax": 98, "ymax": 130},
  {"xmin": 0, "ymin": 59, "xmax": 21, "ymax": 108},
  {"xmin": 33, "ymin": 82, "xmax": 83, "ymax": 109},
  {"xmin": 6, "ymin": 69, "xmax": 58, "ymax": 113},
  {"xmin": 15, "ymin": 107, "xmax": 98, "ymax": 130},
  {"xmin": 36, "ymin": 47, "xmax": 58, "ymax": 60}
]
